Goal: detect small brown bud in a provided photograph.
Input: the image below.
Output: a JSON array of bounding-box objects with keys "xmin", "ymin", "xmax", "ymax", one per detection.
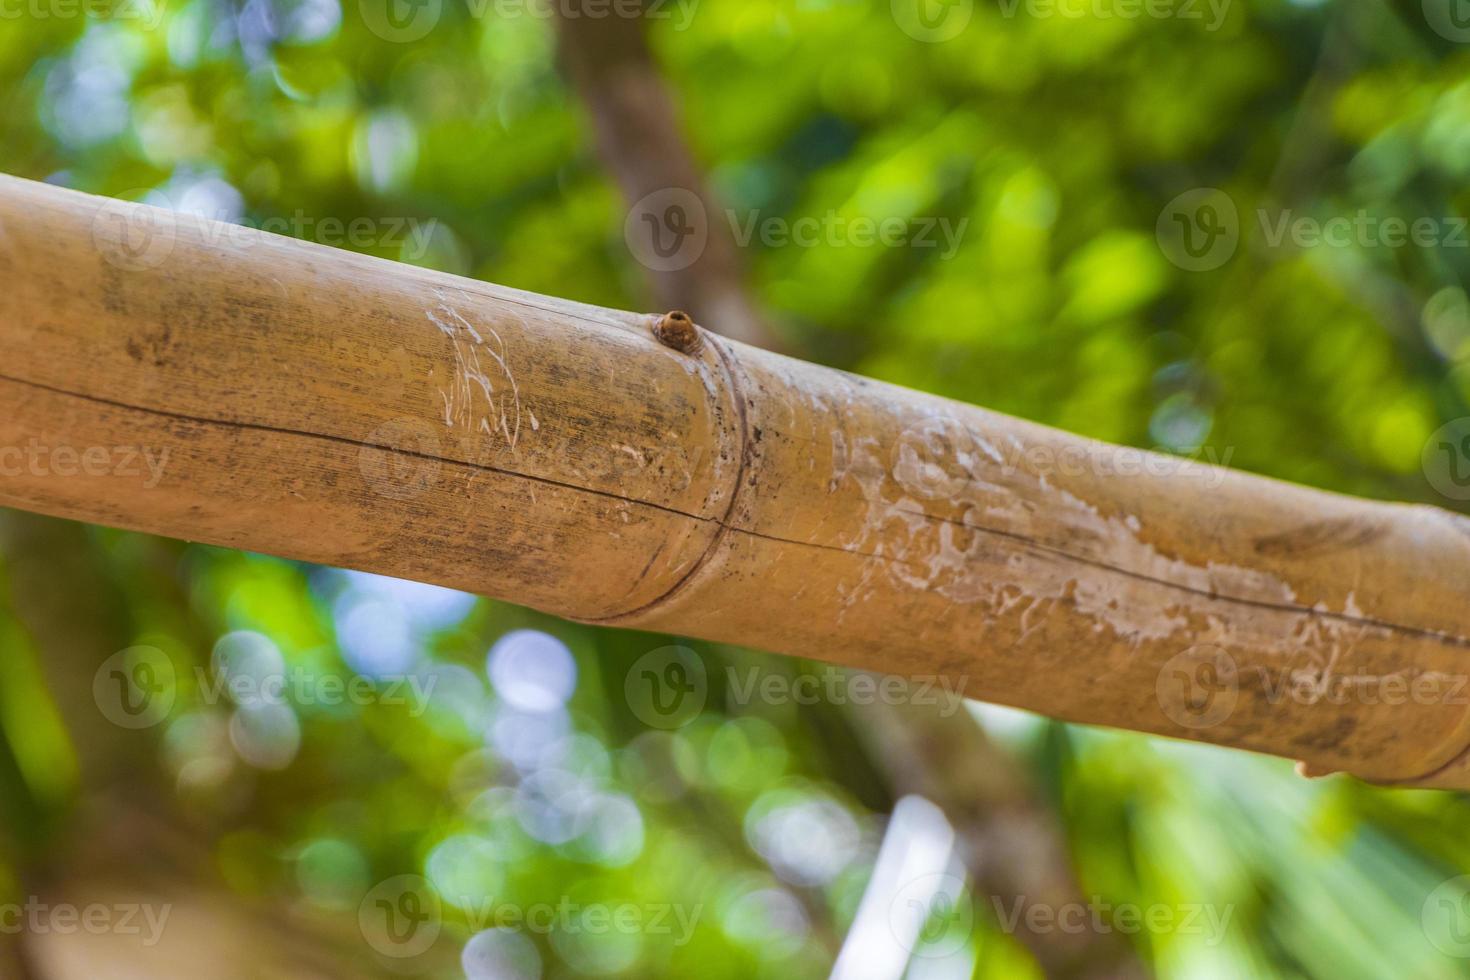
[{"xmin": 652, "ymin": 310, "xmax": 702, "ymax": 355}]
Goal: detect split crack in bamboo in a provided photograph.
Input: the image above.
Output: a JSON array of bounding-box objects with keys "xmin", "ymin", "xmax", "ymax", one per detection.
[{"xmin": 0, "ymin": 367, "xmax": 1460, "ymax": 648}]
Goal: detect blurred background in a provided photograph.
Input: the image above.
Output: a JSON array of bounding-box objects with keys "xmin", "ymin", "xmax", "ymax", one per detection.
[{"xmin": 3, "ymin": 0, "xmax": 1470, "ymax": 976}]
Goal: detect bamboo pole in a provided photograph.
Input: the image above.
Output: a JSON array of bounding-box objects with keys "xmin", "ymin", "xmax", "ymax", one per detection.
[
  {"xmin": 2, "ymin": 173, "xmax": 1469, "ymax": 789},
  {"xmin": 550, "ymin": 15, "xmax": 1146, "ymax": 975}
]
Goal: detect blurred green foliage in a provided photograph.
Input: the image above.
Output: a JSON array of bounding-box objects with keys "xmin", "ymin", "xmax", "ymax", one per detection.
[{"xmin": 2, "ymin": 0, "xmax": 1470, "ymax": 977}]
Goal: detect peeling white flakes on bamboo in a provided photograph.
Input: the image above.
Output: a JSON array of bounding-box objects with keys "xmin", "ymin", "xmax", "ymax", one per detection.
[{"xmin": 827, "ymin": 404, "xmax": 1390, "ymax": 662}]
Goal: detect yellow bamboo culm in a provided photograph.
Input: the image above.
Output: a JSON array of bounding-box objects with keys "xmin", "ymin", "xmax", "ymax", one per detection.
[{"xmin": 3, "ymin": 173, "xmax": 1470, "ymax": 788}]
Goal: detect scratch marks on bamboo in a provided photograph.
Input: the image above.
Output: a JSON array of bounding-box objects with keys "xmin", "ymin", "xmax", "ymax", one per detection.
[{"xmin": 427, "ymin": 289, "xmax": 524, "ymax": 451}]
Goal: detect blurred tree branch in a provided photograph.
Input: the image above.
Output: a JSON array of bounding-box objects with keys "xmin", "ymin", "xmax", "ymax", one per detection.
[
  {"xmin": 851, "ymin": 697, "xmax": 1147, "ymax": 979},
  {"xmin": 553, "ymin": 0, "xmax": 776, "ymax": 350}
]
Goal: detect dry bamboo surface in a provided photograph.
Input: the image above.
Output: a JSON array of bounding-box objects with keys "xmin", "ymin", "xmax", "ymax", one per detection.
[{"xmin": 3, "ymin": 173, "xmax": 1470, "ymax": 788}]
